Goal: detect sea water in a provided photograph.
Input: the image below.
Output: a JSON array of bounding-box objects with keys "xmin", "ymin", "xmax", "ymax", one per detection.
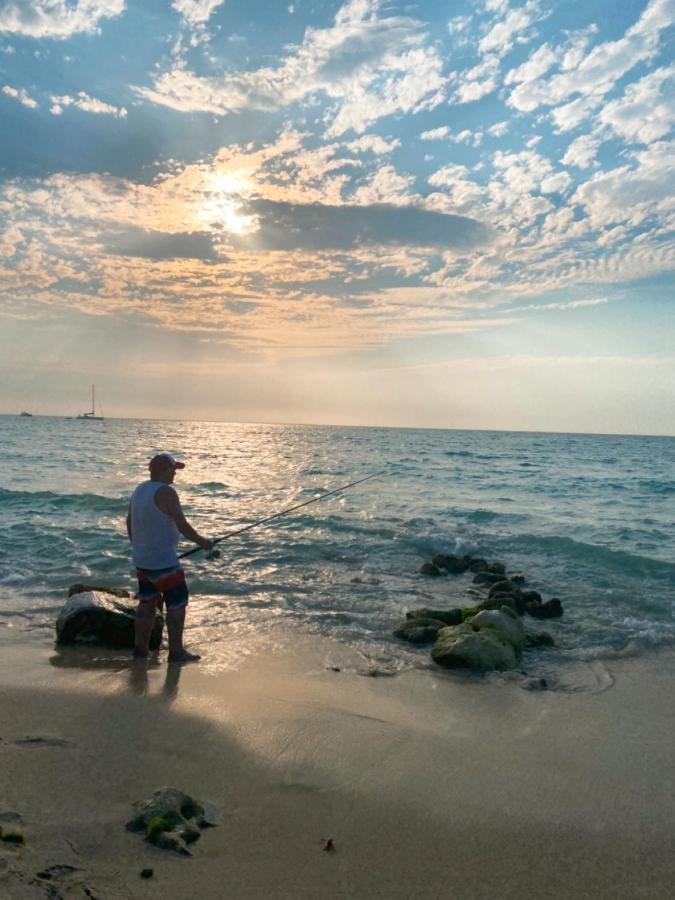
[{"xmin": 1, "ymin": 416, "xmax": 673, "ymax": 685}]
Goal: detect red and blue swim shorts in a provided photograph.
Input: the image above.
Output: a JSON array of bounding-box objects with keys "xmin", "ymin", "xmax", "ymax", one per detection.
[{"xmin": 136, "ymin": 565, "xmax": 189, "ymax": 609}]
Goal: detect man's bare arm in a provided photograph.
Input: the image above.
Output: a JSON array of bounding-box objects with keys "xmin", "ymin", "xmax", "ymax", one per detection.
[
  {"xmin": 126, "ymin": 508, "xmax": 132, "ymax": 542},
  {"xmin": 154, "ymin": 486, "xmax": 213, "ymax": 549}
]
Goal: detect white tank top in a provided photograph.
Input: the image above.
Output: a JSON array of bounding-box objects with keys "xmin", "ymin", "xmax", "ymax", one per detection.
[{"xmin": 129, "ymin": 480, "xmax": 180, "ymax": 570}]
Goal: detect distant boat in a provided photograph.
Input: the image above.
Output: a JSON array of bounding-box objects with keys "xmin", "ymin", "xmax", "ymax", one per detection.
[
  {"xmin": 19, "ymin": 411, "xmax": 32, "ymax": 417},
  {"xmin": 76, "ymin": 385, "xmax": 104, "ymax": 421}
]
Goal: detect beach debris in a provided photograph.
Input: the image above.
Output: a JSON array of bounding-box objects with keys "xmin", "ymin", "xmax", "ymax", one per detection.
[
  {"xmin": 140, "ymin": 868, "xmax": 154, "ymax": 879},
  {"xmin": 321, "ymin": 838, "xmax": 335, "ymax": 852},
  {"xmin": 525, "ymin": 631, "xmax": 555, "ymax": 648},
  {"xmin": 14, "ymin": 735, "xmax": 71, "ymax": 748},
  {"xmin": 431, "ymin": 607, "xmax": 525, "ymax": 672},
  {"xmin": 36, "ymin": 864, "xmax": 80, "ymax": 880},
  {"xmin": 126, "ymin": 788, "xmax": 217, "ymax": 856},
  {"xmin": 1, "ymin": 830, "xmax": 25, "ymax": 845},
  {"xmin": 56, "ymin": 589, "xmax": 164, "ymax": 650}
]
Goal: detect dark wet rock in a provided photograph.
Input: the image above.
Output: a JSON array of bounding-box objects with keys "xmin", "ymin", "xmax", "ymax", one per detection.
[
  {"xmin": 126, "ymin": 788, "xmax": 217, "ymax": 856},
  {"xmin": 141, "ymin": 869, "xmax": 154, "ymax": 879},
  {"xmin": 405, "ymin": 608, "xmax": 463, "ymax": 627},
  {"xmin": 67, "ymin": 583, "xmax": 131, "ymax": 599},
  {"xmin": 485, "ymin": 562, "xmax": 506, "ymax": 575},
  {"xmin": 510, "ymin": 575, "xmax": 526, "ymax": 586},
  {"xmin": 487, "ymin": 579, "xmax": 522, "ymax": 599},
  {"xmin": 525, "ymin": 631, "xmax": 555, "ymax": 648},
  {"xmin": 432, "ymin": 554, "xmax": 470, "ymax": 574},
  {"xmin": 526, "ymin": 598, "xmax": 563, "ymax": 619},
  {"xmin": 521, "ymin": 590, "xmax": 542, "ymax": 603},
  {"xmin": 394, "ymin": 618, "xmax": 447, "ymax": 644},
  {"xmin": 420, "ymin": 562, "xmax": 442, "ymax": 576},
  {"xmin": 524, "ymin": 677, "xmax": 549, "ymax": 691},
  {"xmin": 479, "ymin": 593, "xmax": 522, "ymax": 615},
  {"xmin": 56, "ymin": 590, "xmax": 163, "ymax": 650},
  {"xmin": 472, "ymin": 571, "xmax": 507, "ymax": 586},
  {"xmin": 467, "ymin": 558, "xmax": 489, "ymax": 573},
  {"xmin": 431, "ymin": 607, "xmax": 525, "ymax": 671}
]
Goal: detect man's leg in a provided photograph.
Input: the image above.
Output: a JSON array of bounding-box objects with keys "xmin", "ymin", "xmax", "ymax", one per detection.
[
  {"xmin": 134, "ymin": 599, "xmax": 158, "ymax": 658},
  {"xmin": 159, "ymin": 566, "xmax": 200, "ymax": 663},
  {"xmin": 166, "ymin": 605, "xmax": 201, "ymax": 663}
]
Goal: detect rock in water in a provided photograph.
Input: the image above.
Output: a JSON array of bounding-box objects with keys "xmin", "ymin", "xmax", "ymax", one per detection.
[
  {"xmin": 55, "ymin": 590, "xmax": 163, "ymax": 650},
  {"xmin": 394, "ymin": 618, "xmax": 448, "ymax": 644},
  {"xmin": 431, "ymin": 607, "xmax": 525, "ymax": 672}
]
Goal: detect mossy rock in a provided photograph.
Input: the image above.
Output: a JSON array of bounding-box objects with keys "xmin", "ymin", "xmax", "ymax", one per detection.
[
  {"xmin": 431, "ymin": 607, "xmax": 525, "ymax": 671},
  {"xmin": 526, "ymin": 598, "xmax": 563, "ymax": 619},
  {"xmin": 56, "ymin": 590, "xmax": 163, "ymax": 650},
  {"xmin": 394, "ymin": 618, "xmax": 447, "ymax": 644},
  {"xmin": 525, "ymin": 631, "xmax": 555, "ymax": 648},
  {"xmin": 126, "ymin": 787, "xmax": 216, "ymax": 856},
  {"xmin": 405, "ymin": 607, "xmax": 463, "ymax": 627},
  {"xmin": 472, "ymin": 571, "xmax": 507, "ymax": 586},
  {"xmin": 431, "ymin": 554, "xmax": 470, "ymax": 575},
  {"xmin": 420, "ymin": 562, "xmax": 443, "ymax": 576},
  {"xmin": 487, "ymin": 579, "xmax": 522, "ymax": 599}
]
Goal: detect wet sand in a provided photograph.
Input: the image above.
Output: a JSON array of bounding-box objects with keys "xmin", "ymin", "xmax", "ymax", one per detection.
[{"xmin": 1, "ymin": 630, "xmax": 675, "ymax": 899}]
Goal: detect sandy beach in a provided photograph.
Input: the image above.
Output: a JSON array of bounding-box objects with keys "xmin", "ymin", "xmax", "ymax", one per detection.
[{"xmin": 1, "ymin": 627, "xmax": 674, "ymax": 900}]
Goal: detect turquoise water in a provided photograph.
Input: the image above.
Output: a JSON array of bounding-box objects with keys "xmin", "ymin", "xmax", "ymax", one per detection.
[{"xmin": 1, "ymin": 416, "xmax": 674, "ymax": 679}]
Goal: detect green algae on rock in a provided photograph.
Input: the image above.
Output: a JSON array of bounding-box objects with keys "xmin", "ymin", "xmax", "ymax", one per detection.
[
  {"xmin": 431, "ymin": 608, "xmax": 526, "ymax": 672},
  {"xmin": 126, "ymin": 788, "xmax": 217, "ymax": 856}
]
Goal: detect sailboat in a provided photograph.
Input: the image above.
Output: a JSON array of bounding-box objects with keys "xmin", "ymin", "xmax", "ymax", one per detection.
[{"xmin": 76, "ymin": 385, "xmax": 104, "ymax": 421}]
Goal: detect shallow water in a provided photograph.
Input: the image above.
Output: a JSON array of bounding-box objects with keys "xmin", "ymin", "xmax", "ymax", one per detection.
[{"xmin": 1, "ymin": 416, "xmax": 673, "ymax": 680}]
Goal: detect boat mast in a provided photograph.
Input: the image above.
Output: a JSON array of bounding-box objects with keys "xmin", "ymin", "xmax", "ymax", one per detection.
[{"xmin": 91, "ymin": 384, "xmax": 95, "ymax": 416}]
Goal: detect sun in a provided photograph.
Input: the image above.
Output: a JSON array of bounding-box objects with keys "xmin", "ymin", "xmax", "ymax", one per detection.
[{"xmin": 197, "ymin": 172, "xmax": 256, "ymax": 236}]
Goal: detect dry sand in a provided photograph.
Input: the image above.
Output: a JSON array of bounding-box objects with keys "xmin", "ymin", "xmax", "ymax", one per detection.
[{"xmin": 1, "ymin": 629, "xmax": 674, "ymax": 899}]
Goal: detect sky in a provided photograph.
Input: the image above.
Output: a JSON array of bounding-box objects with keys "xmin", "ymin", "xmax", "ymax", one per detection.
[{"xmin": 0, "ymin": 0, "xmax": 674, "ymax": 434}]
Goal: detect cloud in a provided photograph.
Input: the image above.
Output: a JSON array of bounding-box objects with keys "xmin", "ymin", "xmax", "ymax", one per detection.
[
  {"xmin": 507, "ymin": 0, "xmax": 674, "ymax": 122},
  {"xmin": 504, "ymin": 297, "xmax": 609, "ymax": 312},
  {"xmin": 0, "ymin": 0, "xmax": 124, "ymax": 40},
  {"xmin": 135, "ymin": 0, "xmax": 446, "ymax": 135},
  {"xmin": 420, "ymin": 126, "xmax": 450, "ymax": 140},
  {"xmin": 49, "ymin": 91, "xmax": 127, "ymax": 117},
  {"xmin": 598, "ymin": 65, "xmax": 675, "ymax": 144},
  {"xmin": 105, "ymin": 229, "xmax": 219, "ymax": 260},
  {"xmin": 479, "ymin": 1, "xmax": 544, "ymax": 57},
  {"xmin": 234, "ymin": 199, "xmax": 490, "ymax": 251},
  {"xmin": 172, "ymin": 1, "xmax": 225, "ymax": 28},
  {"xmin": 561, "ymin": 133, "xmax": 601, "ymax": 168},
  {"xmin": 504, "ymin": 42, "xmax": 558, "ymax": 85},
  {"xmin": 571, "ymin": 139, "xmax": 675, "ymax": 228},
  {"xmin": 2, "ymin": 84, "xmax": 38, "ymax": 108}
]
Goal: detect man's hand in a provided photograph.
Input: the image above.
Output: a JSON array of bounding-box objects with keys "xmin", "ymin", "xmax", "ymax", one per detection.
[{"xmin": 199, "ymin": 538, "xmax": 214, "ymax": 551}]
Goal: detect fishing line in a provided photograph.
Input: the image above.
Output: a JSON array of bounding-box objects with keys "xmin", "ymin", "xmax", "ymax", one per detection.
[{"xmin": 179, "ymin": 470, "xmax": 386, "ymax": 560}]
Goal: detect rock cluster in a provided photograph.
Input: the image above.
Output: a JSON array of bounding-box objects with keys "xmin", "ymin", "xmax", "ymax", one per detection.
[
  {"xmin": 394, "ymin": 554, "xmax": 563, "ymax": 672},
  {"xmin": 56, "ymin": 587, "xmax": 164, "ymax": 650},
  {"xmin": 125, "ymin": 788, "xmax": 217, "ymax": 856}
]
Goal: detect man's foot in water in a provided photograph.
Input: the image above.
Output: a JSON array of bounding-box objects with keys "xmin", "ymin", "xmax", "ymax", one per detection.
[{"xmin": 167, "ymin": 649, "xmax": 201, "ymax": 664}]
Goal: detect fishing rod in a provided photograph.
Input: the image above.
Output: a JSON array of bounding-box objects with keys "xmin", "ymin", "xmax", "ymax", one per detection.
[{"xmin": 178, "ymin": 470, "xmax": 386, "ymax": 560}]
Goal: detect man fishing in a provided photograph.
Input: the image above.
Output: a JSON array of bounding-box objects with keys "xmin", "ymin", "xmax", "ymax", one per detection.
[{"xmin": 126, "ymin": 452, "xmax": 213, "ymax": 664}]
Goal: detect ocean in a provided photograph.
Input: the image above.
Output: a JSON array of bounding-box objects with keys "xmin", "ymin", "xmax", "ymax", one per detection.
[{"xmin": 1, "ymin": 416, "xmax": 673, "ymax": 688}]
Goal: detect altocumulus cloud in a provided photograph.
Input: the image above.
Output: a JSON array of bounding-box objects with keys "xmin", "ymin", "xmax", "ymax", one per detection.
[{"xmin": 0, "ymin": 0, "xmax": 125, "ymax": 39}]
